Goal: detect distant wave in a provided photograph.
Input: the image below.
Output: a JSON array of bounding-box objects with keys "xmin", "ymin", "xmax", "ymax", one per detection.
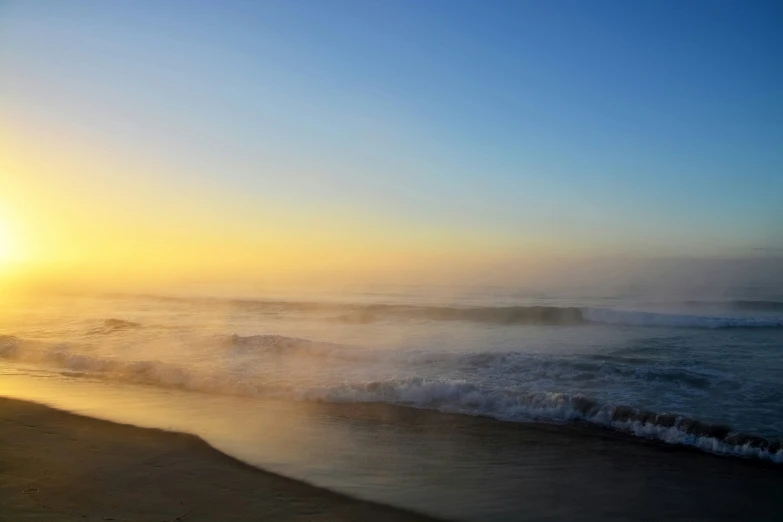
[
  {"xmin": 580, "ymin": 308, "xmax": 783, "ymax": 329},
  {"xmin": 734, "ymin": 300, "xmax": 783, "ymax": 311},
  {"xmin": 105, "ymin": 294, "xmax": 783, "ymax": 329},
  {"xmin": 337, "ymin": 305, "xmax": 587, "ymax": 325},
  {"xmin": 223, "ymin": 334, "xmax": 363, "ymax": 359},
  {"xmin": 1, "ymin": 334, "xmax": 780, "ymax": 463},
  {"xmin": 448, "ymin": 351, "xmax": 731, "ymax": 390},
  {"xmin": 88, "ymin": 318, "xmax": 144, "ymax": 334},
  {"xmin": 683, "ymin": 300, "xmax": 783, "ymax": 312}
]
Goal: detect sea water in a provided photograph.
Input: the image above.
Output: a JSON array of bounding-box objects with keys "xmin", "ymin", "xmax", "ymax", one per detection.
[{"xmin": 2, "ymin": 285, "xmax": 783, "ymax": 520}]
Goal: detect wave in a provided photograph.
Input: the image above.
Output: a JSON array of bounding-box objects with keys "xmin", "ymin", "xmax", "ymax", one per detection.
[
  {"xmin": 580, "ymin": 308, "xmax": 783, "ymax": 329},
  {"xmin": 337, "ymin": 305, "xmax": 588, "ymax": 325},
  {"xmin": 219, "ymin": 335, "xmax": 735, "ymax": 393},
  {"xmin": 223, "ymin": 338, "xmax": 747, "ymax": 394},
  {"xmin": 732, "ymin": 300, "xmax": 783, "ymax": 311},
  {"xmin": 350, "ymin": 305, "xmax": 783, "ymax": 329},
  {"xmin": 109, "ymin": 293, "xmax": 783, "ymax": 329},
  {"xmin": 223, "ymin": 334, "xmax": 364, "ymax": 359},
  {"xmin": 1, "ymin": 334, "xmax": 780, "ymax": 464},
  {"xmin": 302, "ymin": 378, "xmax": 783, "ymax": 463},
  {"xmin": 683, "ymin": 300, "xmax": 783, "ymax": 312},
  {"xmin": 453, "ymin": 351, "xmax": 729, "ymax": 390},
  {"xmin": 0, "ymin": 335, "xmax": 260, "ymax": 395},
  {"xmin": 89, "ymin": 318, "xmax": 144, "ymax": 334}
]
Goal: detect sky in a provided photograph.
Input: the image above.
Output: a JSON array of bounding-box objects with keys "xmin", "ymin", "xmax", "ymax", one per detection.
[{"xmin": 1, "ymin": 0, "xmax": 782, "ymax": 287}]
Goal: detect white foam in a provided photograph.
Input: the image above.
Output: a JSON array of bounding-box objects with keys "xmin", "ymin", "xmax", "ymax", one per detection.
[
  {"xmin": 615, "ymin": 420, "xmax": 783, "ymax": 463},
  {"xmin": 302, "ymin": 378, "xmax": 783, "ymax": 463}
]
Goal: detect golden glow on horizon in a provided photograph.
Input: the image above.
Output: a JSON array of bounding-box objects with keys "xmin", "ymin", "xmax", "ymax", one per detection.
[
  {"xmin": 0, "ymin": 216, "xmax": 22, "ymax": 266},
  {"xmin": 0, "ymin": 123, "xmax": 527, "ymax": 286},
  {"xmin": 0, "ymin": 120, "xmax": 617, "ymax": 289}
]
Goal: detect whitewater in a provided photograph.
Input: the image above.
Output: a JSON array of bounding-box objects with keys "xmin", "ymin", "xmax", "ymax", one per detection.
[{"xmin": 2, "ymin": 287, "xmax": 782, "ymax": 466}]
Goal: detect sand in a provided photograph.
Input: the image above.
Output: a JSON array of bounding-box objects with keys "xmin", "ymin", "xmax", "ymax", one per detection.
[{"xmin": 0, "ymin": 397, "xmax": 438, "ymax": 522}]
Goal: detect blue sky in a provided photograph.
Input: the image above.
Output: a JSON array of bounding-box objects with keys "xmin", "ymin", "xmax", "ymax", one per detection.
[{"xmin": 2, "ymin": 0, "xmax": 782, "ymax": 268}]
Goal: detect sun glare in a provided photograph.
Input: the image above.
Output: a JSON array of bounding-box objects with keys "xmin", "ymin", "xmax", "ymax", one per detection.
[{"xmin": 0, "ymin": 219, "xmax": 20, "ymax": 265}]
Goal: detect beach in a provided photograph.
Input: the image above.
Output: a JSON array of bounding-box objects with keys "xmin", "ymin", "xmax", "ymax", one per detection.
[
  {"xmin": 3, "ymin": 0, "xmax": 781, "ymax": 520},
  {"xmin": 4, "ymin": 382, "xmax": 783, "ymax": 522},
  {"xmin": 0, "ymin": 397, "xmax": 436, "ymax": 522}
]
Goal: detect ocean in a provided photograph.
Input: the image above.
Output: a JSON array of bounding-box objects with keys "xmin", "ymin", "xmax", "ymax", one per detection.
[{"xmin": 2, "ymin": 285, "xmax": 783, "ymax": 520}]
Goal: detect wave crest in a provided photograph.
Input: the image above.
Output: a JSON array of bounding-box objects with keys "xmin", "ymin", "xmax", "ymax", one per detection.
[
  {"xmin": 89, "ymin": 318, "xmax": 144, "ymax": 335},
  {"xmin": 105, "ymin": 294, "xmax": 783, "ymax": 329},
  {"xmin": 302, "ymin": 377, "xmax": 783, "ymax": 463}
]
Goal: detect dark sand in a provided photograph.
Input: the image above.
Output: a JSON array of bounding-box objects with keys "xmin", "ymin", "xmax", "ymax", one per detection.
[{"xmin": 0, "ymin": 397, "xmax": 438, "ymax": 522}]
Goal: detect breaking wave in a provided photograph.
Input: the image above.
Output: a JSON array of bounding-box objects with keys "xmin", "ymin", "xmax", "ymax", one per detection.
[
  {"xmin": 339, "ymin": 305, "xmax": 783, "ymax": 329},
  {"xmin": 302, "ymin": 378, "xmax": 783, "ymax": 463},
  {"xmin": 104, "ymin": 294, "xmax": 783, "ymax": 329},
  {"xmin": 1, "ymin": 334, "xmax": 780, "ymax": 463}
]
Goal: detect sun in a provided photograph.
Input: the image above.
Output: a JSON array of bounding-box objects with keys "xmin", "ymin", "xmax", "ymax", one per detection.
[{"xmin": 0, "ymin": 219, "xmax": 21, "ymax": 265}]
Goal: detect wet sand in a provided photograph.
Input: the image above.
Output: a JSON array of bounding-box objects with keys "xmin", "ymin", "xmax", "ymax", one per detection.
[
  {"xmin": 0, "ymin": 397, "xmax": 438, "ymax": 522},
  {"xmin": 3, "ymin": 376, "xmax": 783, "ymax": 521}
]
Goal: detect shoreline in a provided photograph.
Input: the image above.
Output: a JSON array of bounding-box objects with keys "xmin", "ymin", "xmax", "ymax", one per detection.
[
  {"xmin": 0, "ymin": 396, "xmax": 440, "ymax": 522},
  {"xmin": 4, "ymin": 374, "xmax": 783, "ymax": 521}
]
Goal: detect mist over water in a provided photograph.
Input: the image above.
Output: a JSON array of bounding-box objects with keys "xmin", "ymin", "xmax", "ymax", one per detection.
[
  {"xmin": 2, "ymin": 279, "xmax": 783, "ymax": 463},
  {"xmin": 2, "ymin": 279, "xmax": 783, "ymax": 520}
]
